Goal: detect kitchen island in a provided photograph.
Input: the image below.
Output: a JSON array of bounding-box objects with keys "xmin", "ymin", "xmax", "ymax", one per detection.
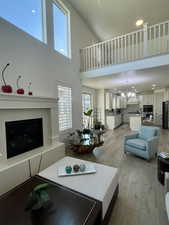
[
  {"xmin": 129, "ymin": 115, "xmax": 142, "ymax": 131},
  {"xmin": 107, "ymin": 114, "xmax": 122, "ymax": 130}
]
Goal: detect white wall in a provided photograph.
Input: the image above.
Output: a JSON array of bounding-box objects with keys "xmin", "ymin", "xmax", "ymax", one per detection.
[
  {"xmin": 96, "ymin": 89, "xmax": 106, "ymax": 124},
  {"xmin": 0, "ymin": 0, "xmax": 97, "ymax": 135}
]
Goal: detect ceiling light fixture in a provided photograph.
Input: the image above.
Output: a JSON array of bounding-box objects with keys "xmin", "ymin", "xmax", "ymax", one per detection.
[
  {"xmin": 121, "ymin": 91, "xmax": 136, "ymax": 98},
  {"xmin": 136, "ymin": 19, "xmax": 144, "ymax": 27}
]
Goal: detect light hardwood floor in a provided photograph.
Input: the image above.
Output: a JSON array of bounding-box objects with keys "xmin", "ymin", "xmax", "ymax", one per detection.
[{"xmin": 66, "ymin": 125, "xmax": 169, "ymax": 225}]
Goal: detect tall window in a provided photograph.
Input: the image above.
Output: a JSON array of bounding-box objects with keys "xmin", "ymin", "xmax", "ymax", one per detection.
[
  {"xmin": 58, "ymin": 85, "xmax": 72, "ymax": 131},
  {"xmin": 53, "ymin": 1, "xmax": 69, "ymax": 57},
  {"xmin": 0, "ymin": 0, "xmax": 44, "ymax": 42},
  {"xmin": 82, "ymin": 94, "xmax": 92, "ymax": 128}
]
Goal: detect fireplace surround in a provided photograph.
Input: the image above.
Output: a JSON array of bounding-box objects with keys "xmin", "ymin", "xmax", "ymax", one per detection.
[
  {"xmin": 0, "ymin": 93, "xmax": 65, "ymax": 196},
  {"xmin": 0, "ymin": 93, "xmax": 60, "ymax": 162}
]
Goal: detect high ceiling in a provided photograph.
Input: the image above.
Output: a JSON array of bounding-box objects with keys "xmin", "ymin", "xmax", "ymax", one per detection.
[
  {"xmin": 82, "ymin": 66, "xmax": 169, "ymax": 92},
  {"xmin": 69, "ymin": 0, "xmax": 169, "ymax": 40}
]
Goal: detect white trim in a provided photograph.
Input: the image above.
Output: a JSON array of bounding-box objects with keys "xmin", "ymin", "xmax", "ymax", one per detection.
[
  {"xmin": 52, "ymin": 0, "xmax": 71, "ymax": 58},
  {"xmin": 0, "ymin": 94, "xmax": 59, "ymax": 148},
  {"xmin": 42, "ymin": 0, "xmax": 47, "ymax": 44},
  {"xmin": 0, "ymin": 93, "xmax": 57, "ymax": 109}
]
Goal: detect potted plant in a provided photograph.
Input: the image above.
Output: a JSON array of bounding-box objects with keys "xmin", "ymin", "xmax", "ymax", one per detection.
[{"xmin": 83, "ymin": 109, "xmax": 93, "ymax": 134}]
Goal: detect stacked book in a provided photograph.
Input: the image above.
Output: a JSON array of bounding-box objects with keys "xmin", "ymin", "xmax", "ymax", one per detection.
[{"xmin": 158, "ymin": 152, "xmax": 169, "ymax": 159}]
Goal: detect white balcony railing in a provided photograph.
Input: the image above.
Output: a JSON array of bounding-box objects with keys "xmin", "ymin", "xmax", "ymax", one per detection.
[{"xmin": 80, "ymin": 20, "xmax": 169, "ymax": 72}]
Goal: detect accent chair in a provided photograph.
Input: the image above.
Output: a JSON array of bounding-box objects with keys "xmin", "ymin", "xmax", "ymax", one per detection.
[{"xmin": 124, "ymin": 126, "xmax": 160, "ymax": 160}]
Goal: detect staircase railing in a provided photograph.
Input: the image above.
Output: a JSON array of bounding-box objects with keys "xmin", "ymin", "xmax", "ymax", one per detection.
[{"xmin": 80, "ymin": 20, "xmax": 169, "ymax": 72}]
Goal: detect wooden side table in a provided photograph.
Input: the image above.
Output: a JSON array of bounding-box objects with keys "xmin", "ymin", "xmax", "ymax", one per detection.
[{"xmin": 158, "ymin": 156, "xmax": 169, "ymax": 185}]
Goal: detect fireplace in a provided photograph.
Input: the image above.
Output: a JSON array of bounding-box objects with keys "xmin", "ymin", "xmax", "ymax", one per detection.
[{"xmin": 5, "ymin": 118, "xmax": 44, "ymax": 159}]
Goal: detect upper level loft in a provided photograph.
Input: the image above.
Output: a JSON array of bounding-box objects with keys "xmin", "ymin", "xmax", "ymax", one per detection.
[{"xmin": 80, "ymin": 20, "xmax": 169, "ymax": 78}]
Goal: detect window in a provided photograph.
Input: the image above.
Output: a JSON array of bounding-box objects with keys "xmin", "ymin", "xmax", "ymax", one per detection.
[
  {"xmin": 53, "ymin": 1, "xmax": 70, "ymax": 57},
  {"xmin": 82, "ymin": 94, "xmax": 92, "ymax": 128},
  {"xmin": 58, "ymin": 85, "xmax": 72, "ymax": 131},
  {"xmin": 0, "ymin": 0, "xmax": 44, "ymax": 42}
]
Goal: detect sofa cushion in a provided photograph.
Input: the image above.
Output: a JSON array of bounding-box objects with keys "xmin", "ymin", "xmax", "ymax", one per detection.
[
  {"xmin": 138, "ymin": 126, "xmax": 156, "ymax": 140},
  {"xmin": 126, "ymin": 138, "xmax": 147, "ymax": 151}
]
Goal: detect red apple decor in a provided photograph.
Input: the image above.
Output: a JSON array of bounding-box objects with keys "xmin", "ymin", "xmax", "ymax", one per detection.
[
  {"xmin": 16, "ymin": 75, "xmax": 24, "ymax": 95},
  {"xmin": 28, "ymin": 82, "xmax": 33, "ymax": 96},
  {"xmin": 1, "ymin": 63, "xmax": 13, "ymax": 93}
]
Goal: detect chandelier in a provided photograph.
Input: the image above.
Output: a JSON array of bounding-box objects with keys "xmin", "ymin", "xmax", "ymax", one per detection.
[{"xmin": 121, "ymin": 91, "xmax": 136, "ymax": 98}]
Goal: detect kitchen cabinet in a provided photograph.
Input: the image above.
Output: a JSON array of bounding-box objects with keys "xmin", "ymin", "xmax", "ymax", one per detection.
[
  {"xmin": 105, "ymin": 93, "xmax": 128, "ymax": 110},
  {"xmin": 141, "ymin": 94, "xmax": 154, "ymax": 106},
  {"xmin": 121, "ymin": 97, "xmax": 127, "ymax": 108},
  {"xmin": 107, "ymin": 114, "xmax": 122, "ymax": 129},
  {"xmin": 164, "ymin": 88, "xmax": 169, "ymax": 101},
  {"xmin": 105, "ymin": 92, "xmax": 112, "ymax": 110},
  {"xmin": 139, "ymin": 93, "xmax": 164, "ymax": 126},
  {"xmin": 130, "ymin": 115, "xmax": 142, "ymax": 131},
  {"xmin": 154, "ymin": 93, "xmax": 164, "ymax": 125},
  {"xmin": 116, "ymin": 96, "xmax": 121, "ymax": 109}
]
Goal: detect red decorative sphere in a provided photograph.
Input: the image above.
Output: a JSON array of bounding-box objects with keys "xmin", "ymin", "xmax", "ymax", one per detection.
[
  {"xmin": 2, "ymin": 85, "xmax": 12, "ymax": 93},
  {"xmin": 17, "ymin": 88, "xmax": 24, "ymax": 95}
]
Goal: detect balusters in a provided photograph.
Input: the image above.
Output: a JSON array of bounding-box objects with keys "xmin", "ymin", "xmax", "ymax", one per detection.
[
  {"xmin": 108, "ymin": 40, "xmax": 111, "ymax": 66},
  {"xmin": 114, "ymin": 38, "xmax": 117, "ymax": 64},
  {"xmin": 124, "ymin": 37, "xmax": 126, "ymax": 62},
  {"xmin": 153, "ymin": 26, "xmax": 155, "ymax": 55},
  {"xmin": 80, "ymin": 20, "xmax": 169, "ymax": 72}
]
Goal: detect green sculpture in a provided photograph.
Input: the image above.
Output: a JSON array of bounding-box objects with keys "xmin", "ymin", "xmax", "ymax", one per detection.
[{"xmin": 25, "ymin": 183, "xmax": 50, "ymax": 212}]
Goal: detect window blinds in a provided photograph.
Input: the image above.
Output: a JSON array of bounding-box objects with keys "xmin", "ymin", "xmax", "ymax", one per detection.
[{"xmin": 58, "ymin": 85, "xmax": 72, "ymax": 131}]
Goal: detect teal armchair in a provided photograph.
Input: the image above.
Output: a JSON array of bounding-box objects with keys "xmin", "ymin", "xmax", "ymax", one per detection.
[{"xmin": 124, "ymin": 126, "xmax": 160, "ymax": 160}]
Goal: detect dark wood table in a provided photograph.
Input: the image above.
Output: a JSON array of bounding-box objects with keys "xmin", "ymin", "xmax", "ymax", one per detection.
[
  {"xmin": 158, "ymin": 156, "xmax": 169, "ymax": 185},
  {"xmin": 0, "ymin": 176, "xmax": 102, "ymax": 225}
]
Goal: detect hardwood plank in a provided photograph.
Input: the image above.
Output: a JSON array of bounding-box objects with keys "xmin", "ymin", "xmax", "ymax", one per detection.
[{"xmin": 66, "ymin": 125, "xmax": 169, "ymax": 225}]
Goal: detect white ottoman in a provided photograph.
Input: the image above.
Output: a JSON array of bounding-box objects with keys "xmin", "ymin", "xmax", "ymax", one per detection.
[{"xmin": 39, "ymin": 156, "xmax": 119, "ymax": 219}]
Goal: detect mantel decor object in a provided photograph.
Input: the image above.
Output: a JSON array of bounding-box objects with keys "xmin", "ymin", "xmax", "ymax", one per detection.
[
  {"xmin": 58, "ymin": 164, "xmax": 96, "ymax": 177},
  {"xmin": 25, "ymin": 183, "xmax": 51, "ymax": 212},
  {"xmin": 16, "ymin": 75, "xmax": 24, "ymax": 94},
  {"xmin": 1, "ymin": 63, "xmax": 13, "ymax": 93},
  {"xmin": 28, "ymin": 82, "xmax": 33, "ymax": 95}
]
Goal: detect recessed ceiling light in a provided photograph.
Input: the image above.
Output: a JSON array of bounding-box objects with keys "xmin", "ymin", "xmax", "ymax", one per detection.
[{"xmin": 136, "ymin": 19, "xmax": 144, "ymax": 27}]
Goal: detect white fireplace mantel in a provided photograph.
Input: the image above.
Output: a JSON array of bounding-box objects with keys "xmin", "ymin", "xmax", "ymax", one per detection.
[
  {"xmin": 0, "ymin": 93, "xmax": 58, "ymax": 109},
  {"xmin": 0, "ymin": 93, "xmax": 61, "ymax": 161},
  {"xmin": 0, "ymin": 93, "xmax": 65, "ymax": 196},
  {"xmin": 0, "ymin": 93, "xmax": 59, "ymax": 144}
]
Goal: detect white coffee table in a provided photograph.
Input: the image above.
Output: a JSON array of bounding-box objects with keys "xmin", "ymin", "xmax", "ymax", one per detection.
[{"xmin": 39, "ymin": 156, "xmax": 119, "ymax": 219}]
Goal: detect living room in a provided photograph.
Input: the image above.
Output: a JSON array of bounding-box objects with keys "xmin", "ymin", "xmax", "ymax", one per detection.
[{"xmin": 0, "ymin": 0, "xmax": 169, "ymax": 225}]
